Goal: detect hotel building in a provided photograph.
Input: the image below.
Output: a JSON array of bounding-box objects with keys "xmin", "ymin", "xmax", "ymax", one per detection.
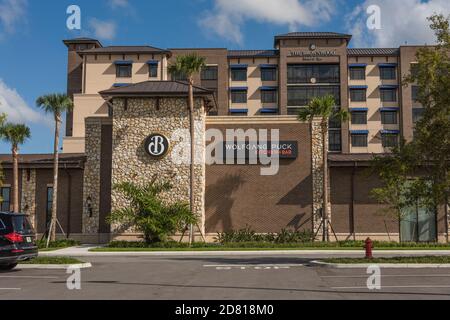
[{"xmin": 0, "ymin": 32, "xmax": 446, "ymax": 243}]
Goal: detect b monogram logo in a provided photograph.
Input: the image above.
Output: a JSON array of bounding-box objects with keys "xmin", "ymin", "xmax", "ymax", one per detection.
[{"xmin": 144, "ymin": 134, "xmax": 170, "ymax": 158}]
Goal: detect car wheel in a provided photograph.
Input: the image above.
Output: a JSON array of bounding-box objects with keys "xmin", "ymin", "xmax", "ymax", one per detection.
[{"xmin": 0, "ymin": 263, "xmax": 18, "ymax": 271}]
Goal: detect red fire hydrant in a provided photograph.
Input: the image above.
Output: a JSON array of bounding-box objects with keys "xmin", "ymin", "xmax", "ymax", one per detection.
[{"xmin": 364, "ymin": 238, "xmax": 373, "ymax": 259}]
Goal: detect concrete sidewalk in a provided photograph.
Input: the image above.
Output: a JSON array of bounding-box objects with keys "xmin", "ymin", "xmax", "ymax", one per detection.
[{"xmin": 39, "ymin": 246, "xmax": 450, "ymax": 257}]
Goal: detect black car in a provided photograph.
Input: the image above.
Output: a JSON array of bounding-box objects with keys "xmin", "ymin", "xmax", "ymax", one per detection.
[{"xmin": 0, "ymin": 212, "xmax": 38, "ymax": 270}]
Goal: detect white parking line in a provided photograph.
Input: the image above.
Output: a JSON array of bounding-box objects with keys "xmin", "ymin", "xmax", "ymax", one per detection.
[
  {"xmin": 204, "ymin": 264, "xmax": 304, "ymax": 267},
  {"xmin": 0, "ymin": 275, "xmax": 59, "ymax": 279},
  {"xmin": 332, "ymin": 285, "xmax": 450, "ymax": 289},
  {"xmin": 0, "ymin": 288, "xmax": 21, "ymax": 290},
  {"xmin": 322, "ymin": 274, "xmax": 450, "ymax": 279}
]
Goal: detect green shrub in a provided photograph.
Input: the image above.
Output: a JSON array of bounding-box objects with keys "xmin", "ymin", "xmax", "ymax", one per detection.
[
  {"xmin": 108, "ymin": 180, "xmax": 197, "ymax": 244},
  {"xmin": 37, "ymin": 239, "xmax": 80, "ymax": 249},
  {"xmin": 215, "ymin": 227, "xmax": 314, "ymax": 244}
]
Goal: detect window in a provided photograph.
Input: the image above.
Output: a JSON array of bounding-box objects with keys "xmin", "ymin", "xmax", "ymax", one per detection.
[
  {"xmin": 261, "ymin": 90, "xmax": 277, "ymax": 103},
  {"xmin": 116, "ymin": 64, "xmax": 132, "ymax": 78},
  {"xmin": 287, "ymin": 86, "xmax": 340, "ymax": 106},
  {"xmin": 380, "ymin": 89, "xmax": 397, "ymax": 102},
  {"xmin": 172, "ymin": 71, "xmax": 187, "ymax": 81},
  {"xmin": 381, "ymin": 111, "xmax": 398, "ymax": 124},
  {"xmin": 46, "ymin": 187, "xmax": 53, "ymax": 227},
  {"xmin": 0, "ymin": 187, "xmax": 11, "ymax": 212},
  {"xmin": 380, "ymin": 66, "xmax": 396, "ymax": 80},
  {"xmin": 201, "ymin": 66, "xmax": 218, "ymax": 80},
  {"xmin": 350, "ymin": 67, "xmax": 366, "ymax": 80},
  {"xmin": 231, "ymin": 91, "xmax": 247, "ymax": 104},
  {"xmin": 410, "ymin": 63, "xmax": 419, "ymax": 78},
  {"xmin": 351, "ymin": 134, "xmax": 368, "ymax": 147},
  {"xmin": 287, "ymin": 64, "xmax": 340, "ymax": 83},
  {"xmin": 261, "ymin": 68, "xmax": 277, "ymax": 81},
  {"xmin": 382, "ymin": 134, "xmax": 399, "ymax": 148},
  {"xmin": 231, "ymin": 69, "xmax": 247, "ymax": 81},
  {"xmin": 329, "ymin": 130, "xmax": 342, "ymax": 152},
  {"xmin": 149, "ymin": 64, "xmax": 158, "ymax": 78},
  {"xmin": 351, "ymin": 111, "xmax": 367, "ymax": 124},
  {"xmin": 413, "ymin": 108, "xmax": 425, "ymax": 123},
  {"xmin": 412, "ymin": 86, "xmax": 419, "ymax": 102},
  {"xmin": 0, "ymin": 218, "xmax": 5, "ymax": 231},
  {"xmin": 350, "ymin": 89, "xmax": 367, "ymax": 102},
  {"xmin": 12, "ymin": 216, "xmax": 33, "ymax": 234}
]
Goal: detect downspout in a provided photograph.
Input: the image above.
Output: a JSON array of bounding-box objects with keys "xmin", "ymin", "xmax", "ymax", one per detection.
[
  {"xmin": 64, "ymin": 164, "xmax": 72, "ymax": 239},
  {"xmin": 350, "ymin": 161, "xmax": 356, "ymax": 241}
]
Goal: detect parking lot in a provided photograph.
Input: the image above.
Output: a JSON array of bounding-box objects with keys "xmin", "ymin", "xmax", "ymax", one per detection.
[{"xmin": 1, "ymin": 255, "xmax": 450, "ymax": 300}]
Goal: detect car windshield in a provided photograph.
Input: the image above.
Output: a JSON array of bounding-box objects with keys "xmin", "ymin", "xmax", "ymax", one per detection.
[{"xmin": 12, "ymin": 216, "xmax": 34, "ymax": 234}]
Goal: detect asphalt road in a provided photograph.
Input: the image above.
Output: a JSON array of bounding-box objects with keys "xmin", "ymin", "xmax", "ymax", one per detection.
[{"xmin": 1, "ymin": 255, "xmax": 450, "ymax": 300}]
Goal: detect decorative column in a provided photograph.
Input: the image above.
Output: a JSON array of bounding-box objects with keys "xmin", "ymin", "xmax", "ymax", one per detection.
[
  {"xmin": 311, "ymin": 117, "xmax": 331, "ymax": 238},
  {"xmin": 82, "ymin": 118, "xmax": 102, "ymax": 234},
  {"xmin": 20, "ymin": 169, "xmax": 36, "ymax": 228}
]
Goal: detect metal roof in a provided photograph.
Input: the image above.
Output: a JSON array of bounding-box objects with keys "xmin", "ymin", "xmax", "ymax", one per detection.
[
  {"xmin": 228, "ymin": 50, "xmax": 279, "ymax": 58},
  {"xmin": 79, "ymin": 45, "xmax": 170, "ymax": 55},
  {"xmin": 348, "ymin": 48, "xmax": 399, "ymax": 56},
  {"xmin": 274, "ymin": 32, "xmax": 352, "ymax": 46},
  {"xmin": 99, "ymin": 81, "xmax": 214, "ymax": 97}
]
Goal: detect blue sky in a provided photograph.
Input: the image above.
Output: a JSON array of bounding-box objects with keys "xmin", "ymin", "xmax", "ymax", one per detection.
[{"xmin": 0, "ymin": 0, "xmax": 448, "ymax": 154}]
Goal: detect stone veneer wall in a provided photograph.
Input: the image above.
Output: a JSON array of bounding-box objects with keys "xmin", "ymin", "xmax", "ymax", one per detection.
[
  {"xmin": 311, "ymin": 117, "xmax": 331, "ymax": 237},
  {"xmin": 83, "ymin": 118, "xmax": 103, "ymax": 234},
  {"xmin": 110, "ymin": 97, "xmax": 206, "ymax": 236},
  {"xmin": 20, "ymin": 169, "xmax": 36, "ymax": 228}
]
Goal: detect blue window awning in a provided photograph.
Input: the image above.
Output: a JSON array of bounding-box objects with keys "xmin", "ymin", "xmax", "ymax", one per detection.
[
  {"xmin": 260, "ymin": 108, "xmax": 278, "ymax": 114},
  {"xmin": 379, "ymin": 85, "xmax": 398, "ymax": 89},
  {"xmin": 230, "ymin": 64, "xmax": 248, "ymax": 69},
  {"xmin": 380, "ymin": 107, "xmax": 399, "ymax": 112},
  {"xmin": 349, "ymin": 85, "xmax": 368, "ymax": 89},
  {"xmin": 113, "ymin": 83, "xmax": 131, "ymax": 87},
  {"xmin": 259, "ymin": 86, "xmax": 278, "ymax": 91},
  {"xmin": 229, "ymin": 109, "xmax": 248, "ymax": 114},
  {"xmin": 350, "ymin": 108, "xmax": 369, "ymax": 112},
  {"xmin": 378, "ymin": 63, "xmax": 397, "ymax": 68},
  {"xmin": 350, "ymin": 130, "xmax": 369, "ymax": 135},
  {"xmin": 230, "ymin": 87, "xmax": 248, "ymax": 92},
  {"xmin": 381, "ymin": 130, "xmax": 400, "ymax": 134},
  {"xmin": 349, "ymin": 63, "xmax": 367, "ymax": 67},
  {"xmin": 260, "ymin": 64, "xmax": 278, "ymax": 69},
  {"xmin": 114, "ymin": 60, "xmax": 133, "ymax": 65},
  {"xmin": 146, "ymin": 60, "xmax": 159, "ymax": 65}
]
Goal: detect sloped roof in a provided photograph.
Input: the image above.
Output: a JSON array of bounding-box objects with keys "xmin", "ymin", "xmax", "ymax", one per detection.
[
  {"xmin": 275, "ymin": 32, "xmax": 352, "ymax": 46},
  {"xmin": 348, "ymin": 48, "xmax": 399, "ymax": 56},
  {"xmin": 228, "ymin": 50, "xmax": 279, "ymax": 58},
  {"xmin": 79, "ymin": 45, "xmax": 170, "ymax": 55},
  {"xmin": 0, "ymin": 154, "xmax": 85, "ymax": 169},
  {"xmin": 99, "ymin": 81, "xmax": 214, "ymax": 97}
]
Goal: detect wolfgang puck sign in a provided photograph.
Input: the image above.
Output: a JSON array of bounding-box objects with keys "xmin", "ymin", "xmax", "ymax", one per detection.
[{"xmin": 144, "ymin": 133, "xmax": 170, "ymax": 158}]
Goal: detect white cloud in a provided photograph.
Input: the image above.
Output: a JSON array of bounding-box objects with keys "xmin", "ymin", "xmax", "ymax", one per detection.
[
  {"xmin": 0, "ymin": 0, "xmax": 27, "ymax": 38},
  {"xmin": 347, "ymin": 0, "xmax": 450, "ymax": 47},
  {"xmin": 199, "ymin": 0, "xmax": 336, "ymax": 45},
  {"xmin": 110, "ymin": 0, "xmax": 128, "ymax": 9},
  {"xmin": 89, "ymin": 18, "xmax": 117, "ymax": 40},
  {"xmin": 0, "ymin": 79, "xmax": 51, "ymax": 127}
]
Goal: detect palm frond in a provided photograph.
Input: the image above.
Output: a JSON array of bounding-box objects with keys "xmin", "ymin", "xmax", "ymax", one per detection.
[{"xmin": 36, "ymin": 93, "xmax": 74, "ymax": 116}]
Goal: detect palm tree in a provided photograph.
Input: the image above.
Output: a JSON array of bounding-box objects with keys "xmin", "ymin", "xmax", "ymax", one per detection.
[
  {"xmin": 298, "ymin": 95, "xmax": 349, "ymax": 242},
  {"xmin": 168, "ymin": 53, "xmax": 206, "ymax": 245},
  {"xmin": 0, "ymin": 123, "xmax": 31, "ymax": 213},
  {"xmin": 36, "ymin": 94, "xmax": 73, "ymax": 241}
]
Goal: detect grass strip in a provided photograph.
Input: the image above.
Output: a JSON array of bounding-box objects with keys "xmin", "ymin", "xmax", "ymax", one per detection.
[
  {"xmin": 20, "ymin": 256, "xmax": 83, "ymax": 265},
  {"xmin": 322, "ymin": 256, "xmax": 450, "ymax": 264}
]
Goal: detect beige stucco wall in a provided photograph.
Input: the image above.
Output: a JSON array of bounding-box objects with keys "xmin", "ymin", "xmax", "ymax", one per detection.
[
  {"xmin": 229, "ymin": 57, "xmax": 278, "ymax": 116},
  {"xmin": 348, "ymin": 56, "xmax": 400, "ymax": 153},
  {"xmin": 83, "ymin": 54, "xmax": 165, "ymax": 94},
  {"xmin": 62, "ymin": 94, "xmax": 109, "ymax": 153}
]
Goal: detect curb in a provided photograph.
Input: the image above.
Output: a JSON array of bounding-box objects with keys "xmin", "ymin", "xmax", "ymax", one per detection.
[
  {"xmin": 311, "ymin": 260, "xmax": 450, "ymax": 269},
  {"xmin": 16, "ymin": 263, "xmax": 92, "ymax": 270}
]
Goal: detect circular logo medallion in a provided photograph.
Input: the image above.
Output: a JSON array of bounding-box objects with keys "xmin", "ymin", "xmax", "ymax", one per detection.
[
  {"xmin": 144, "ymin": 133, "xmax": 170, "ymax": 158},
  {"xmin": 310, "ymin": 43, "xmax": 316, "ymax": 51}
]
